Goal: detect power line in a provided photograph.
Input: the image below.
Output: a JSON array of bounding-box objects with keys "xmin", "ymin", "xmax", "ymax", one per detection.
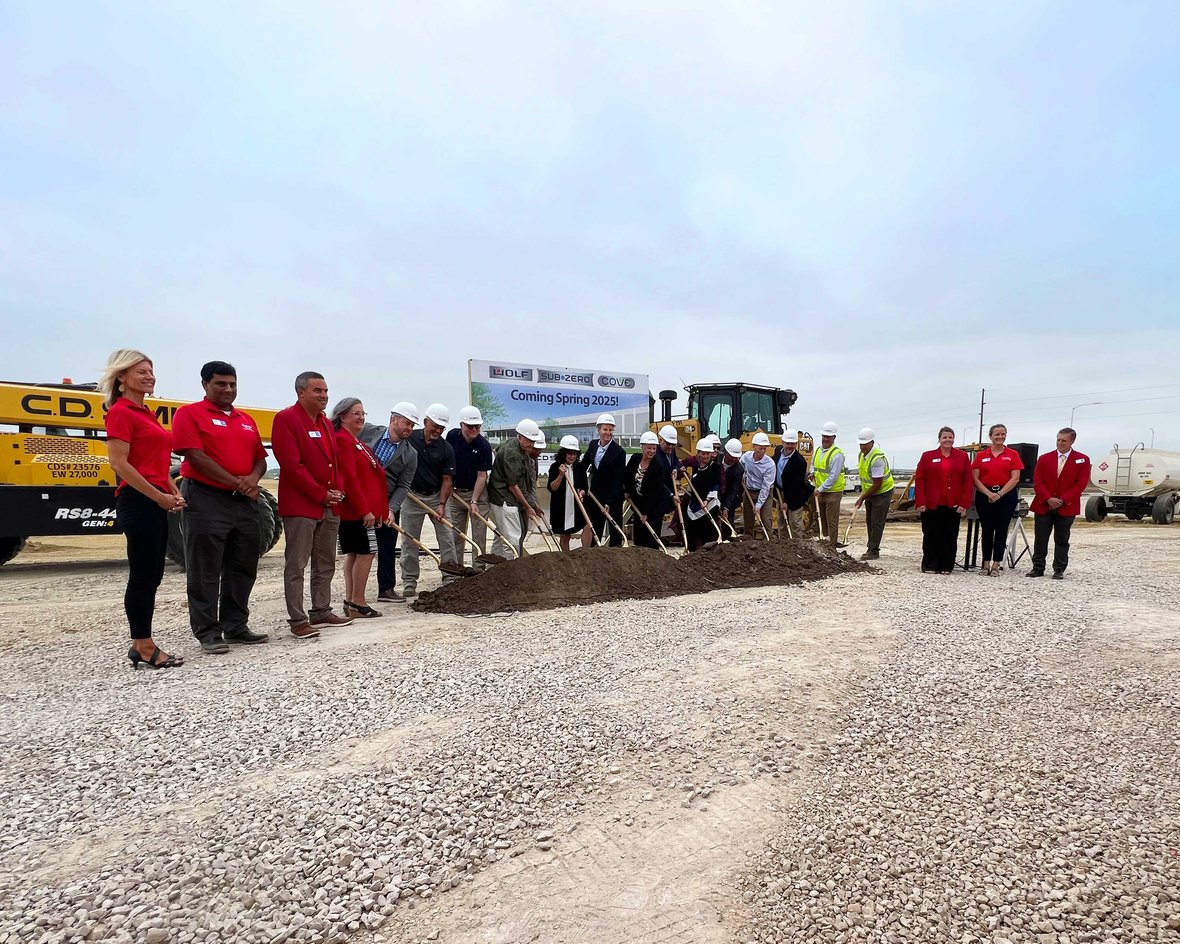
[{"xmin": 988, "ymin": 382, "xmax": 1180, "ymax": 406}]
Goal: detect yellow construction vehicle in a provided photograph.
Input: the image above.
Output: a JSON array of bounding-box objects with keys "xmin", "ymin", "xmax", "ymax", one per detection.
[
  {"xmin": 651, "ymin": 383, "xmax": 813, "ymax": 460},
  {"xmin": 0, "ymin": 380, "xmax": 282, "ymax": 566}
]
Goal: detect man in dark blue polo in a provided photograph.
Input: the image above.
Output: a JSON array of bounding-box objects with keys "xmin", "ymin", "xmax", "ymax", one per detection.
[{"xmin": 445, "ymin": 405, "xmax": 494, "ymax": 569}]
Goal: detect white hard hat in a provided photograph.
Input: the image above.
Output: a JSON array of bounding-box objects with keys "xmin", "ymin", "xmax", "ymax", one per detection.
[
  {"xmin": 659, "ymin": 424, "xmax": 678, "ymax": 445},
  {"xmin": 391, "ymin": 402, "xmax": 420, "ymax": 425},
  {"xmin": 782, "ymin": 428, "xmax": 798, "ymax": 444},
  {"xmin": 696, "ymin": 438, "xmax": 716, "ymax": 454},
  {"xmin": 559, "ymin": 434, "xmax": 580, "ymax": 451},
  {"xmin": 532, "ymin": 432, "xmax": 547, "ymax": 448},
  {"xmin": 596, "ymin": 413, "xmax": 616, "ymax": 426},
  {"xmin": 821, "ymin": 421, "xmax": 838, "ymax": 437},
  {"xmin": 424, "ymin": 403, "xmax": 450, "ymax": 426},
  {"xmin": 457, "ymin": 405, "xmax": 482, "ymax": 425},
  {"xmin": 857, "ymin": 427, "xmax": 875, "ymax": 445},
  {"xmin": 724, "ymin": 438, "xmax": 743, "ymax": 457},
  {"xmin": 640, "ymin": 431, "xmax": 659, "ymax": 446},
  {"xmin": 752, "ymin": 431, "xmax": 771, "ymax": 447},
  {"xmin": 706, "ymin": 433, "xmax": 721, "ymax": 447},
  {"xmin": 515, "ymin": 418, "xmax": 541, "ymax": 438}
]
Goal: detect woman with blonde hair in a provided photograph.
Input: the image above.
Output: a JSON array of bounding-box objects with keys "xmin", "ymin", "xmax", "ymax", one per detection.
[{"xmin": 101, "ymin": 349, "xmax": 187, "ymax": 668}]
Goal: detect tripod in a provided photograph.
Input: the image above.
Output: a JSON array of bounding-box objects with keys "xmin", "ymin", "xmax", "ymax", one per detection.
[{"xmin": 1006, "ymin": 495, "xmax": 1032, "ymax": 569}]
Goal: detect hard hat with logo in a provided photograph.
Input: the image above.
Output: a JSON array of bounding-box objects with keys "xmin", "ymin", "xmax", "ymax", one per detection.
[
  {"xmin": 752, "ymin": 431, "xmax": 771, "ymax": 447},
  {"xmin": 559, "ymin": 434, "xmax": 580, "ymax": 451},
  {"xmin": 424, "ymin": 403, "xmax": 450, "ymax": 426},
  {"xmin": 821, "ymin": 421, "xmax": 838, "ymax": 437},
  {"xmin": 658, "ymin": 424, "xmax": 678, "ymax": 444},
  {"xmin": 696, "ymin": 438, "xmax": 716, "ymax": 454},
  {"xmin": 515, "ymin": 418, "xmax": 541, "ymax": 438},
  {"xmin": 724, "ymin": 438, "xmax": 743, "ymax": 457},
  {"xmin": 596, "ymin": 413, "xmax": 616, "ymax": 427},
  {"xmin": 857, "ymin": 427, "xmax": 876, "ymax": 444},
  {"xmin": 391, "ymin": 402, "xmax": 421, "ymax": 425},
  {"xmin": 457, "ymin": 405, "xmax": 482, "ymax": 426},
  {"xmin": 640, "ymin": 431, "xmax": 659, "ymax": 446},
  {"xmin": 783, "ymin": 428, "xmax": 799, "ymax": 444}
]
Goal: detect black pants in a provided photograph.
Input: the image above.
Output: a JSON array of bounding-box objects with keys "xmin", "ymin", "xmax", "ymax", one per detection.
[
  {"xmin": 587, "ymin": 496, "xmax": 624, "ymax": 547},
  {"xmin": 863, "ymin": 492, "xmax": 891, "ymax": 553},
  {"xmin": 181, "ymin": 480, "xmax": 260, "ymax": 642},
  {"xmin": 1032, "ymin": 511, "xmax": 1075, "ymax": 574},
  {"xmin": 920, "ymin": 506, "xmax": 961, "ymax": 572},
  {"xmin": 975, "ymin": 490, "xmax": 1018, "ymax": 562},
  {"xmin": 685, "ymin": 511, "xmax": 720, "ymax": 551},
  {"xmin": 631, "ymin": 507, "xmax": 662, "ymax": 549},
  {"xmin": 117, "ymin": 488, "xmax": 168, "ymax": 641},
  {"xmin": 375, "ymin": 511, "xmax": 399, "ymax": 593}
]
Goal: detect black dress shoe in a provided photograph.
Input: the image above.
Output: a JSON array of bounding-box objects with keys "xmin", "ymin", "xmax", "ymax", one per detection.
[
  {"xmin": 1051, "ymin": 572, "xmax": 1064, "ymax": 580},
  {"xmin": 225, "ymin": 628, "xmax": 270, "ymax": 644},
  {"xmin": 1026, "ymin": 570, "xmax": 1044, "ymax": 578},
  {"xmin": 200, "ymin": 635, "xmax": 230, "ymax": 654}
]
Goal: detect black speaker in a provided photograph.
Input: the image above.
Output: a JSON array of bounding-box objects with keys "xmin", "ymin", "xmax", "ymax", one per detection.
[{"xmin": 1009, "ymin": 442, "xmax": 1039, "ymax": 487}]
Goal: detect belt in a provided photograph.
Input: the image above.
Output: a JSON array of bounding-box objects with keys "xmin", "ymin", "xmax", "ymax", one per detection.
[
  {"xmin": 988, "ymin": 485, "xmax": 1003, "ymax": 493},
  {"xmin": 189, "ymin": 478, "xmax": 255, "ymax": 501}
]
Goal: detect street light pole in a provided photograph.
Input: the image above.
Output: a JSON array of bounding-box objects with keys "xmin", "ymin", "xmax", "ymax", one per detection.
[
  {"xmin": 1150, "ymin": 427, "xmax": 1155, "ymax": 448},
  {"xmin": 1069, "ymin": 401, "xmax": 1103, "ymax": 426}
]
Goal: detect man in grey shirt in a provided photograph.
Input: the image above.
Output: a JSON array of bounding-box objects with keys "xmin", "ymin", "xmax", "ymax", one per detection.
[{"xmin": 358, "ymin": 401, "xmax": 419, "ymax": 603}]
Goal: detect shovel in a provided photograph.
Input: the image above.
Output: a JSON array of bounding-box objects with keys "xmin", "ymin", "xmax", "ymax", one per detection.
[
  {"xmin": 586, "ymin": 491, "xmax": 630, "ymax": 547},
  {"xmin": 843, "ymin": 503, "xmax": 859, "ymax": 547},
  {"xmin": 531, "ymin": 512, "xmax": 561, "ymax": 552},
  {"xmin": 563, "ymin": 472, "xmax": 600, "ymax": 550},
  {"xmin": 672, "ymin": 479, "xmax": 690, "ymax": 551},
  {"xmin": 684, "ymin": 473, "xmax": 724, "ymax": 545},
  {"xmin": 777, "ymin": 493, "xmax": 794, "ymax": 540},
  {"xmin": 385, "ymin": 519, "xmax": 469, "ymax": 577},
  {"xmin": 813, "ymin": 493, "xmax": 827, "ymax": 541},
  {"xmin": 442, "ymin": 493, "xmax": 517, "ymax": 562},
  {"xmin": 407, "ymin": 493, "xmax": 493, "ymax": 562},
  {"xmin": 625, "ymin": 499, "xmax": 672, "ymax": 555}
]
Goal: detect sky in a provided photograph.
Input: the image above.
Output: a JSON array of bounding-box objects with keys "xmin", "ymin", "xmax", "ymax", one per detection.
[{"xmin": 2, "ymin": 0, "xmax": 1179, "ymax": 465}]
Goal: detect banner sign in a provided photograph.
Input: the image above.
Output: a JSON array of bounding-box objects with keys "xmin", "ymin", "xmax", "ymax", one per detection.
[{"xmin": 468, "ymin": 359, "xmax": 651, "ymax": 445}]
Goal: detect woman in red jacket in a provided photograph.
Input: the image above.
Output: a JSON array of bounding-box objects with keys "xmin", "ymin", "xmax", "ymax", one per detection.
[
  {"xmin": 331, "ymin": 398, "xmax": 389, "ymax": 618},
  {"xmin": 101, "ymin": 349, "xmax": 187, "ymax": 669},
  {"xmin": 971, "ymin": 423, "xmax": 1024, "ymax": 575},
  {"xmin": 913, "ymin": 426, "xmax": 973, "ymax": 574}
]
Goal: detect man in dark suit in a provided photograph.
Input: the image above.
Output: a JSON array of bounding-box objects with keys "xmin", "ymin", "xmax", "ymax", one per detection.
[
  {"xmin": 774, "ymin": 429, "xmax": 813, "ymax": 539},
  {"xmin": 579, "ymin": 412, "xmax": 627, "ymax": 546},
  {"xmin": 358, "ymin": 402, "xmax": 420, "ymax": 602},
  {"xmin": 1028, "ymin": 427, "xmax": 1091, "ymax": 579}
]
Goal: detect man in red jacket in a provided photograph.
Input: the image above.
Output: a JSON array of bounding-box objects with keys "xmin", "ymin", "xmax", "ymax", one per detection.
[
  {"xmin": 1028, "ymin": 427, "xmax": 1091, "ymax": 580},
  {"xmin": 271, "ymin": 371, "xmax": 353, "ymax": 637}
]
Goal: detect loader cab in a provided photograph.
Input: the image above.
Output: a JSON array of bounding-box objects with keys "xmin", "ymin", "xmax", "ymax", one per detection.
[{"xmin": 686, "ymin": 383, "xmax": 796, "ymax": 440}]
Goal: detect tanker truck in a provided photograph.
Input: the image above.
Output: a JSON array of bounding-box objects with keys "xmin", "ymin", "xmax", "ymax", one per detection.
[{"xmin": 1086, "ymin": 444, "xmax": 1180, "ymax": 525}]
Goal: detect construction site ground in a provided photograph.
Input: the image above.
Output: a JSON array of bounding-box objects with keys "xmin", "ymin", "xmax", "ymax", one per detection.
[{"xmin": 1, "ymin": 509, "xmax": 1178, "ymax": 944}]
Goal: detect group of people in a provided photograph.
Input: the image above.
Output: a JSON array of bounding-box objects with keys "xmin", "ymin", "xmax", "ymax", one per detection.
[{"xmin": 99, "ymin": 350, "xmax": 1093, "ymax": 671}]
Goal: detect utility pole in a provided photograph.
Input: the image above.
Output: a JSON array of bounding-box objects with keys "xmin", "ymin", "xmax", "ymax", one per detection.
[{"xmin": 977, "ymin": 388, "xmax": 985, "ymax": 445}]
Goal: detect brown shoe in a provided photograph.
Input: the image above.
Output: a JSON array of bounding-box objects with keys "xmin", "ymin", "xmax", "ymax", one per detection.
[
  {"xmin": 290, "ymin": 623, "xmax": 321, "ymax": 639},
  {"xmin": 310, "ymin": 612, "xmax": 355, "ymax": 628}
]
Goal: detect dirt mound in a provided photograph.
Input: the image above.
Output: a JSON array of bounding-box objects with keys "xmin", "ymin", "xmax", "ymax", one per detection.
[{"xmin": 412, "ymin": 540, "xmax": 871, "ymax": 615}]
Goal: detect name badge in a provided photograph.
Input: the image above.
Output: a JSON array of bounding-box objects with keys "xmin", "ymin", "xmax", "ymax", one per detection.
[
  {"xmin": 981, "ymin": 457, "xmax": 991, "ymax": 463},
  {"xmin": 309, "ymin": 431, "xmax": 322, "ymax": 439},
  {"xmin": 1075, "ymin": 458, "xmax": 1084, "ymax": 464},
  {"xmin": 242, "ymin": 424, "xmax": 254, "ymax": 432},
  {"xmin": 212, "ymin": 418, "xmax": 228, "ymax": 427},
  {"xmin": 932, "ymin": 458, "xmax": 941, "ymax": 463}
]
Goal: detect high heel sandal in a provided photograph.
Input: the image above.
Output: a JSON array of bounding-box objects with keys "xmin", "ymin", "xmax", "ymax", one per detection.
[{"xmin": 127, "ymin": 645, "xmax": 184, "ymax": 670}]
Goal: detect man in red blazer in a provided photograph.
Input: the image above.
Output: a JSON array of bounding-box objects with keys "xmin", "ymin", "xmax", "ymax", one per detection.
[
  {"xmin": 1028, "ymin": 427, "xmax": 1091, "ymax": 580},
  {"xmin": 271, "ymin": 371, "xmax": 353, "ymax": 637}
]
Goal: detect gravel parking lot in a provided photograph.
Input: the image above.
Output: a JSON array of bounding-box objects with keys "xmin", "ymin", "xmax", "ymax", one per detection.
[{"xmin": 1, "ymin": 519, "xmax": 1177, "ymax": 944}]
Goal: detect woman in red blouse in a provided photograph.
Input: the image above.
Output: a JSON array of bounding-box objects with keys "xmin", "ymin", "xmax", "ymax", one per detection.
[
  {"xmin": 101, "ymin": 349, "xmax": 187, "ymax": 669},
  {"xmin": 913, "ymin": 426, "xmax": 973, "ymax": 573},
  {"xmin": 971, "ymin": 423, "xmax": 1024, "ymax": 575},
  {"xmin": 331, "ymin": 398, "xmax": 389, "ymax": 618}
]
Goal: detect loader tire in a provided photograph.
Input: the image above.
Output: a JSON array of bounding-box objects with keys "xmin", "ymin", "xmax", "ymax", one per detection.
[{"xmin": 0, "ymin": 536, "xmax": 28, "ymax": 566}]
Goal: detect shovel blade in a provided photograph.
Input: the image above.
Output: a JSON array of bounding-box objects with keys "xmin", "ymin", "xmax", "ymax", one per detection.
[
  {"xmin": 476, "ymin": 553, "xmax": 507, "ymax": 565},
  {"xmin": 439, "ymin": 562, "xmax": 467, "ymax": 576}
]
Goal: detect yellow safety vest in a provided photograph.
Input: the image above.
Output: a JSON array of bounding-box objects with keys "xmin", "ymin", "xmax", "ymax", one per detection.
[
  {"xmin": 813, "ymin": 446, "xmax": 845, "ymax": 493},
  {"xmin": 858, "ymin": 446, "xmax": 895, "ymax": 495}
]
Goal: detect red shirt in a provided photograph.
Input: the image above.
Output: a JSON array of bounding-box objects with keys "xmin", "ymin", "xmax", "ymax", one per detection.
[
  {"xmin": 104, "ymin": 396, "xmax": 172, "ymax": 494},
  {"xmin": 172, "ymin": 398, "xmax": 268, "ymax": 489},
  {"xmin": 972, "ymin": 446, "xmax": 1024, "ymax": 489},
  {"xmin": 334, "ymin": 428, "xmax": 388, "ymax": 521},
  {"xmin": 914, "ymin": 447, "xmax": 973, "ymax": 510}
]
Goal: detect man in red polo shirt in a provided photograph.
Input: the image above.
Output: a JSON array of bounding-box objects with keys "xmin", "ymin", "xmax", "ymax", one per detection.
[
  {"xmin": 173, "ymin": 361, "xmax": 271, "ymax": 654},
  {"xmin": 271, "ymin": 370, "xmax": 352, "ymax": 637}
]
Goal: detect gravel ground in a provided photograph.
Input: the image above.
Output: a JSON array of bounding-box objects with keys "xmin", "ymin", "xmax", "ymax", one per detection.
[{"xmin": 1, "ymin": 522, "xmax": 1177, "ymax": 944}]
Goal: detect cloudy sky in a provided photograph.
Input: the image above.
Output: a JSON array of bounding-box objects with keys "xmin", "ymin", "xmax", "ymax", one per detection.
[{"xmin": 3, "ymin": 1, "xmax": 1178, "ymax": 464}]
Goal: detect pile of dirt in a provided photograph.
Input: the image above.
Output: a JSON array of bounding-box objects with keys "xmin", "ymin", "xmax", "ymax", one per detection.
[{"xmin": 412, "ymin": 540, "xmax": 872, "ymax": 615}]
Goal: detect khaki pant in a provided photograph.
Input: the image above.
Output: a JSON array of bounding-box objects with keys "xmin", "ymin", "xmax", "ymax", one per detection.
[
  {"xmin": 490, "ymin": 502, "xmax": 524, "ymax": 558},
  {"xmin": 816, "ymin": 492, "xmax": 843, "ymax": 546},
  {"xmin": 778, "ymin": 501, "xmax": 804, "ymax": 539},
  {"xmin": 742, "ymin": 489, "xmax": 773, "ymax": 536},
  {"xmin": 282, "ymin": 512, "xmax": 339, "ymax": 626},
  {"xmin": 446, "ymin": 488, "xmax": 489, "ymax": 567},
  {"xmin": 399, "ymin": 490, "xmax": 457, "ymax": 592}
]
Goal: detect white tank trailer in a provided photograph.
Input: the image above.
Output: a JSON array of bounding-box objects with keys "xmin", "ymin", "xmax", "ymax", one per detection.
[{"xmin": 1087, "ymin": 444, "xmax": 1180, "ymax": 524}]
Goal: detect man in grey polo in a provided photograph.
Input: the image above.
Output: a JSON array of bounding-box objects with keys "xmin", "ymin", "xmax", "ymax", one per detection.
[{"xmin": 359, "ymin": 402, "xmax": 419, "ymax": 603}]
